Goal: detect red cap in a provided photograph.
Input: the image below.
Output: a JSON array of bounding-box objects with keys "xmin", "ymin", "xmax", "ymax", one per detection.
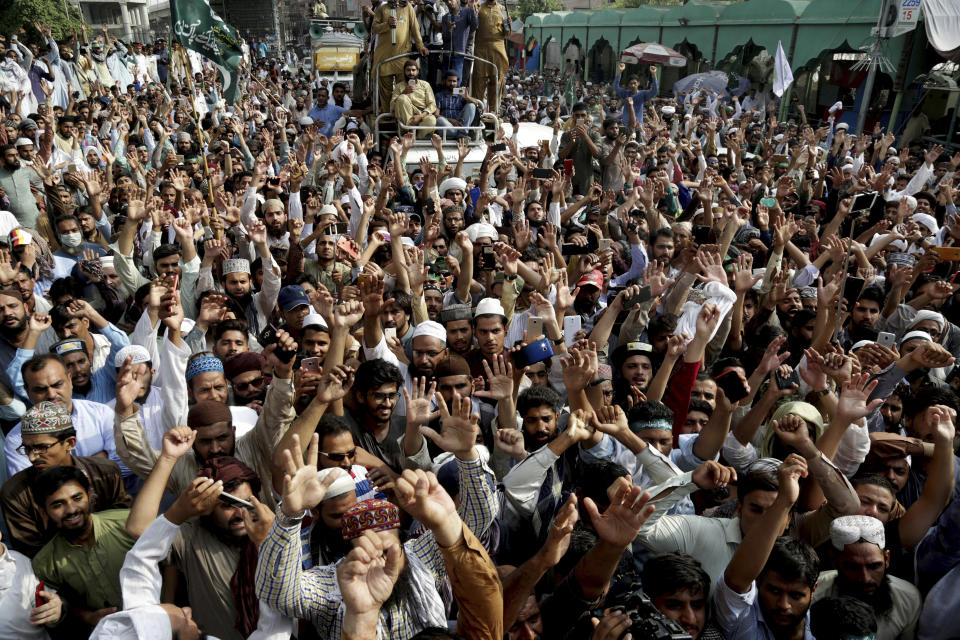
[{"xmin": 577, "ymin": 270, "xmax": 604, "ymax": 289}]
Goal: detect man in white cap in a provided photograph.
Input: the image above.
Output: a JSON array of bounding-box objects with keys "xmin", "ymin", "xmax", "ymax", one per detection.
[
  {"xmin": 439, "ymin": 176, "xmax": 469, "ymax": 209},
  {"xmin": 812, "ymin": 515, "xmax": 920, "ymax": 640},
  {"xmin": 466, "ymin": 298, "xmax": 509, "ymax": 380},
  {"xmin": 107, "ymin": 345, "xmax": 170, "ymax": 451},
  {"xmin": 206, "ymin": 254, "xmax": 281, "ymax": 339}
]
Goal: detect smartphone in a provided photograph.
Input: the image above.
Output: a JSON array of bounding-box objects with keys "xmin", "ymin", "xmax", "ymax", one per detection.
[
  {"xmin": 358, "ymin": 272, "xmax": 376, "ymax": 289},
  {"xmin": 526, "ymin": 315, "xmax": 544, "ymax": 340},
  {"xmin": 877, "ymin": 331, "xmax": 896, "ymax": 349},
  {"xmin": 35, "ymin": 581, "xmax": 45, "ymax": 607},
  {"xmin": 623, "ymin": 285, "xmax": 652, "ymax": 309},
  {"xmin": 453, "ymin": 87, "xmax": 465, "ymax": 96},
  {"xmin": 266, "ymin": 177, "xmax": 282, "ymax": 188},
  {"xmin": 258, "ymin": 324, "xmax": 297, "ymax": 363},
  {"xmin": 337, "ymin": 235, "xmax": 358, "ymax": 260},
  {"xmin": 220, "ymin": 491, "xmax": 255, "ymax": 510},
  {"xmin": 407, "ymin": 78, "xmax": 416, "ymax": 87},
  {"xmin": 934, "ymin": 246, "xmax": 960, "ymax": 261},
  {"xmin": 693, "ymin": 224, "xmax": 712, "ymax": 245},
  {"xmin": 563, "ymin": 315, "xmax": 581, "ymax": 348},
  {"xmin": 384, "ymin": 327, "xmax": 397, "ymax": 342},
  {"xmin": 563, "ymin": 158, "xmax": 574, "ymax": 176},
  {"xmin": 714, "ymin": 369, "xmax": 749, "ymax": 403},
  {"xmin": 490, "ymin": 142, "xmax": 507, "ymax": 152},
  {"xmin": 775, "ymin": 368, "xmax": 800, "ymax": 390},
  {"xmin": 599, "ymin": 238, "xmax": 612, "ymax": 252},
  {"xmin": 301, "ymin": 356, "xmax": 321, "ymax": 373},
  {"xmin": 513, "ymin": 337, "xmax": 554, "ymax": 369},
  {"xmin": 842, "ymin": 276, "xmax": 865, "ymax": 303},
  {"xmin": 481, "ymin": 245, "xmax": 495, "ymax": 270},
  {"xmin": 532, "ymin": 168, "xmax": 553, "ymax": 179},
  {"xmin": 760, "ymin": 197, "xmax": 777, "ymax": 208}
]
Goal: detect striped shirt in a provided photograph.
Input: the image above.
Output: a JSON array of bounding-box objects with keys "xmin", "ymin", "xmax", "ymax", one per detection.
[{"xmin": 255, "ymin": 456, "xmax": 497, "ymax": 639}]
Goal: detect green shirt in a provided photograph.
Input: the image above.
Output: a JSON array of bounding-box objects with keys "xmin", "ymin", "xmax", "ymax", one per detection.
[
  {"xmin": 0, "ymin": 165, "xmax": 41, "ymax": 229},
  {"xmin": 31, "ymin": 509, "xmax": 134, "ymax": 610}
]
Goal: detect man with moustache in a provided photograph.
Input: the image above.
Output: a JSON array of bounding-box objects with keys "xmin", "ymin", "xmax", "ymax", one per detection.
[
  {"xmin": 0, "ymin": 144, "xmax": 41, "ymax": 228},
  {"xmin": 812, "ymin": 515, "xmax": 920, "ymax": 640},
  {"xmin": 0, "ymin": 287, "xmax": 35, "ymax": 392},
  {"xmin": 211, "ymin": 256, "xmax": 281, "ymax": 338},
  {"xmin": 223, "ymin": 352, "xmax": 269, "ymax": 411},
  {"xmin": 440, "ymin": 304, "xmax": 474, "ymax": 357}
]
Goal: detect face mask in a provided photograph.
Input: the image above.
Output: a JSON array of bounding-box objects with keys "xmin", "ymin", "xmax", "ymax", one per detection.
[{"xmin": 60, "ymin": 232, "xmax": 83, "ymax": 248}]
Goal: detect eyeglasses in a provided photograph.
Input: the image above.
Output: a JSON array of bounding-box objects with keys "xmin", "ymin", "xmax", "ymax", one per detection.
[
  {"xmin": 233, "ymin": 376, "xmax": 266, "ymax": 392},
  {"xmin": 16, "ymin": 440, "xmax": 63, "ymax": 456},
  {"xmin": 369, "ymin": 390, "xmax": 400, "ymax": 403},
  {"xmin": 320, "ymin": 448, "xmax": 357, "ymax": 462}
]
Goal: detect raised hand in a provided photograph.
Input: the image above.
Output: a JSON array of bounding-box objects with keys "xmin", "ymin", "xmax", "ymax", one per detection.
[
  {"xmin": 393, "ymin": 469, "xmax": 458, "ymax": 530},
  {"xmin": 337, "ymin": 529, "xmax": 401, "ymax": 617},
  {"xmin": 777, "ymin": 453, "xmax": 808, "ymax": 505},
  {"xmin": 771, "ymin": 414, "xmax": 817, "ymax": 458},
  {"xmin": 691, "ymin": 460, "xmax": 737, "ymax": 490},
  {"xmin": 494, "ymin": 428, "xmax": 526, "ymax": 460},
  {"xmin": 422, "ymin": 390, "xmax": 480, "ymax": 459},
  {"xmin": 280, "ymin": 433, "xmax": 344, "ymax": 516},
  {"xmin": 115, "ymin": 355, "xmax": 148, "ymax": 413},
  {"xmin": 166, "ymin": 476, "xmax": 224, "ymax": 524},
  {"xmin": 538, "ymin": 494, "xmax": 578, "ymax": 567},
  {"xmin": 561, "ymin": 343, "xmax": 599, "ymax": 393},
  {"xmin": 240, "ymin": 496, "xmax": 275, "ymax": 546},
  {"xmin": 161, "ymin": 425, "xmax": 196, "ymax": 460},
  {"xmin": 27, "ymin": 312, "xmax": 51, "ymax": 335},
  {"xmin": 835, "ymin": 373, "xmax": 882, "ymax": 421},
  {"xmin": 474, "ymin": 354, "xmax": 514, "ymax": 400},
  {"xmin": 315, "ymin": 364, "xmax": 356, "ymax": 404},
  {"xmin": 583, "ymin": 477, "xmax": 653, "ymax": 548},
  {"xmin": 403, "ymin": 376, "xmax": 437, "ymax": 427}
]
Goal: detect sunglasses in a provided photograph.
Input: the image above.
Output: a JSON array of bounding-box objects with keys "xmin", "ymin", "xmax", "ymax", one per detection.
[
  {"xmin": 320, "ymin": 448, "xmax": 357, "ymax": 462},
  {"xmin": 233, "ymin": 376, "xmax": 266, "ymax": 392}
]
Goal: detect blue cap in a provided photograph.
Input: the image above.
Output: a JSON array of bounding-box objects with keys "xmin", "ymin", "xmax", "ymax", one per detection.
[{"xmin": 278, "ymin": 285, "xmax": 311, "ymax": 312}]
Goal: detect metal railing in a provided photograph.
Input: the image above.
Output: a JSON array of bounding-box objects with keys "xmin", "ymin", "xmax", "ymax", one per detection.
[{"xmin": 372, "ymin": 50, "xmax": 501, "ymax": 144}]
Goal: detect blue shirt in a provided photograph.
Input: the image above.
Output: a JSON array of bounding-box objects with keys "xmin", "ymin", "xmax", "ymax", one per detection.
[
  {"xmin": 442, "ymin": 7, "xmax": 478, "ymax": 54},
  {"xmin": 307, "ymin": 102, "xmax": 346, "ymax": 137},
  {"xmin": 614, "ymin": 75, "xmax": 658, "ymax": 126},
  {"xmin": 713, "ymin": 577, "xmax": 814, "ymax": 640},
  {"xmin": 436, "ymin": 90, "xmax": 466, "ymax": 120}
]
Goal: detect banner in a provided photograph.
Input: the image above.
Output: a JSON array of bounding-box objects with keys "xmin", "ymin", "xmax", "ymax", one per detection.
[
  {"xmin": 772, "ymin": 40, "xmax": 794, "ymax": 97},
  {"xmin": 171, "ymin": 0, "xmax": 244, "ymax": 103}
]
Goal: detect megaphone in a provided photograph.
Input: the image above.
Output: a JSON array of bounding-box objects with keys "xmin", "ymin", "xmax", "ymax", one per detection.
[{"xmin": 354, "ymin": 22, "xmax": 367, "ymax": 38}]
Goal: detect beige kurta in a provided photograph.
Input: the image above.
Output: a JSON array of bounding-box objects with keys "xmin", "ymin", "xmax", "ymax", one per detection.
[
  {"xmin": 371, "ymin": 2, "xmax": 424, "ymax": 112},
  {"xmin": 471, "ymin": 0, "xmax": 508, "ymax": 110},
  {"xmin": 391, "ymin": 78, "xmax": 437, "ymax": 137}
]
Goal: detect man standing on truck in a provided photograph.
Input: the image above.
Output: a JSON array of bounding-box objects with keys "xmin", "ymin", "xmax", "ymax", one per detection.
[
  {"xmin": 372, "ymin": 0, "xmax": 429, "ymax": 113},
  {"xmin": 471, "ymin": 0, "xmax": 508, "ymax": 112}
]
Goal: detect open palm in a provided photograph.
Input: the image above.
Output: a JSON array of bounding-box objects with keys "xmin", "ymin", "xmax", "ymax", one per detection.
[
  {"xmin": 584, "ymin": 478, "xmax": 653, "ymax": 548},
  {"xmin": 281, "ymin": 434, "xmax": 342, "ymax": 515}
]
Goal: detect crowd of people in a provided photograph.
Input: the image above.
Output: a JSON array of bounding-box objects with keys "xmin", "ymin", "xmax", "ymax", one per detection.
[{"xmin": 0, "ymin": 4, "xmax": 957, "ymax": 640}]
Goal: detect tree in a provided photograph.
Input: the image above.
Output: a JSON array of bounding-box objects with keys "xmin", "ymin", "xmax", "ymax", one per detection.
[
  {"xmin": 0, "ymin": 0, "xmax": 85, "ymax": 44},
  {"xmin": 516, "ymin": 0, "xmax": 563, "ymax": 22}
]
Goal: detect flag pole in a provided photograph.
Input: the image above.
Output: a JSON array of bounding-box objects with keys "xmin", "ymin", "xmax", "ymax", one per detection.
[{"xmin": 177, "ymin": 46, "xmax": 220, "ymax": 240}]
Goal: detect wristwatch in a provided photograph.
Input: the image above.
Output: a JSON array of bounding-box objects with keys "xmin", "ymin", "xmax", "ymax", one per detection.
[
  {"xmin": 551, "ymin": 333, "xmax": 564, "ymax": 346},
  {"xmin": 504, "ymin": 274, "xmax": 518, "ymax": 281}
]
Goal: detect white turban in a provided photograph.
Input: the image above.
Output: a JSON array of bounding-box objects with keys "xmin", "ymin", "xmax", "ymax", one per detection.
[
  {"xmin": 912, "ymin": 213, "xmax": 939, "ymax": 235},
  {"xmin": 909, "ymin": 310, "xmax": 945, "ymax": 333},
  {"xmin": 830, "ymin": 515, "xmax": 885, "ymax": 551},
  {"xmin": 466, "ymin": 223, "xmax": 497, "ymax": 243},
  {"xmin": 439, "ymin": 177, "xmax": 467, "ymax": 196}
]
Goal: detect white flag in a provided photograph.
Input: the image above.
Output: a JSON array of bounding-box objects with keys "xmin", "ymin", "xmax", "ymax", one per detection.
[{"xmin": 773, "ymin": 40, "xmax": 794, "ymax": 97}]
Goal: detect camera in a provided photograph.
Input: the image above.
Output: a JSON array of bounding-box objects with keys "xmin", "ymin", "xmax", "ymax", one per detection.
[{"xmin": 595, "ymin": 585, "xmax": 692, "ymax": 640}]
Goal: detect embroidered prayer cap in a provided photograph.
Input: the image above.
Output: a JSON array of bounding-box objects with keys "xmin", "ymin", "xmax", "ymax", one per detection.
[
  {"xmin": 440, "ymin": 304, "xmax": 472, "ymax": 324},
  {"xmin": 341, "ymin": 498, "xmax": 401, "ymax": 540},
  {"xmin": 186, "ymin": 355, "xmax": 224, "ymax": 382},
  {"xmin": 830, "ymin": 515, "xmax": 885, "ymax": 551},
  {"xmin": 51, "ymin": 338, "xmax": 87, "ymax": 357},
  {"xmin": 22, "ymin": 401, "xmax": 72, "ymax": 435},
  {"xmin": 114, "ymin": 344, "xmax": 152, "ymax": 368},
  {"xmin": 222, "ymin": 258, "xmax": 251, "ymax": 275},
  {"xmin": 223, "ymin": 352, "xmax": 265, "ymax": 380}
]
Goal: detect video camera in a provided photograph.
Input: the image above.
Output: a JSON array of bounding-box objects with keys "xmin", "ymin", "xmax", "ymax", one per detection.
[{"xmin": 594, "ymin": 584, "xmax": 692, "ymax": 640}]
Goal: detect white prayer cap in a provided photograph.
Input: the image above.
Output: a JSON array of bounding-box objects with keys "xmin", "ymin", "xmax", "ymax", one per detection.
[
  {"xmin": 475, "ymin": 297, "xmax": 506, "ymax": 318},
  {"xmin": 836, "ymin": 121, "xmax": 850, "ymax": 131},
  {"xmin": 114, "ymin": 345, "xmax": 152, "ymax": 368},
  {"xmin": 222, "ymin": 258, "xmax": 251, "ymax": 275},
  {"xmin": 850, "ymin": 340, "xmax": 873, "ymax": 351},
  {"xmin": 466, "ymin": 222, "xmax": 497, "ymax": 243},
  {"xmin": 830, "ymin": 515, "xmax": 885, "ymax": 551},
  {"xmin": 411, "ymin": 320, "xmax": 447, "ymax": 344},
  {"xmin": 439, "ymin": 177, "xmax": 467, "ymax": 196},
  {"xmin": 661, "ymin": 105, "xmax": 675, "ymax": 116},
  {"xmin": 90, "ymin": 605, "xmax": 172, "ymax": 640},
  {"xmin": 319, "ymin": 204, "xmax": 337, "ymax": 217},
  {"xmin": 912, "ymin": 213, "xmax": 939, "ymax": 235},
  {"xmin": 298, "ymin": 116, "xmax": 314, "ymax": 126},
  {"xmin": 401, "ymin": 236, "xmax": 415, "ymax": 247},
  {"xmin": 899, "ymin": 330, "xmax": 932, "ymax": 347},
  {"xmin": 909, "ymin": 310, "xmax": 945, "ymax": 333},
  {"xmin": 14, "ymin": 137, "xmax": 33, "ymax": 147},
  {"xmin": 317, "ymin": 468, "xmax": 357, "ymax": 500},
  {"xmin": 100, "ymin": 255, "xmax": 115, "ymax": 270},
  {"xmin": 302, "ymin": 313, "xmax": 328, "ymax": 330},
  {"xmin": 841, "ymin": 163, "xmax": 855, "ymax": 172}
]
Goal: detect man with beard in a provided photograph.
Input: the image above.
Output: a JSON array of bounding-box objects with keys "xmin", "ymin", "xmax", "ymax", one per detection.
[
  {"xmin": 440, "ymin": 304, "xmax": 474, "ymax": 356},
  {"xmin": 838, "ymin": 286, "xmax": 884, "ymax": 350},
  {"xmin": 713, "ymin": 456, "xmax": 818, "ymax": 640},
  {"xmin": 813, "ymin": 516, "xmax": 920, "ymax": 640},
  {"xmin": 611, "ymin": 341, "xmax": 657, "ymax": 403},
  {"xmin": 125, "ymin": 426, "xmax": 292, "ymax": 640},
  {"xmin": 642, "ymin": 553, "xmax": 724, "ymax": 640},
  {"xmin": 45, "ymin": 338, "xmax": 122, "ymax": 404},
  {"xmin": 113, "ymin": 333, "xmax": 297, "ymax": 510},
  {"xmin": 0, "ymin": 144, "xmax": 41, "ymax": 228},
  {"xmin": 0, "ymin": 402, "xmax": 130, "ymax": 558},
  {"xmin": 391, "ymin": 59, "xmax": 438, "ymax": 138},
  {"xmin": 223, "ymin": 351, "xmax": 268, "ymax": 412},
  {"xmin": 255, "ymin": 388, "xmax": 497, "ymax": 639},
  {"xmin": 571, "ymin": 270, "xmax": 604, "ymax": 331},
  {"xmin": 423, "ymin": 282, "xmax": 444, "ymax": 321},
  {"xmin": 4, "ymin": 354, "xmax": 122, "ymax": 478},
  {"xmin": 212, "ymin": 255, "xmax": 281, "ymax": 339},
  {"xmin": 259, "ymin": 198, "xmax": 291, "ymax": 250},
  {"xmin": 46, "ymin": 299, "xmax": 127, "ymax": 376},
  {"xmin": 212, "ymin": 319, "xmax": 252, "ymax": 361},
  {"xmin": 31, "ymin": 465, "xmax": 134, "ymax": 631}
]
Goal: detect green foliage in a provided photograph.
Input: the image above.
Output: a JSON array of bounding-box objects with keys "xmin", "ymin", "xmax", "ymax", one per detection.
[
  {"xmin": 0, "ymin": 0, "xmax": 85, "ymax": 44},
  {"xmin": 609, "ymin": 0, "xmax": 685, "ymax": 7},
  {"xmin": 516, "ymin": 0, "xmax": 563, "ymax": 22}
]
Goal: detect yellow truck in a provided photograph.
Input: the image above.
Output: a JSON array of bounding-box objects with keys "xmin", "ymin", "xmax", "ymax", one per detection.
[{"xmin": 309, "ymin": 25, "xmax": 363, "ymax": 85}]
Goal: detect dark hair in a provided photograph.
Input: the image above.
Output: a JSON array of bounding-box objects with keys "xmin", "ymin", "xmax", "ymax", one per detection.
[
  {"xmin": 710, "ymin": 356, "xmax": 744, "ymax": 378},
  {"xmin": 409, "ymin": 628, "xmax": 465, "ymax": 640},
  {"xmin": 857, "ymin": 285, "xmax": 885, "ymax": 307},
  {"xmin": 602, "ymin": 117, "xmax": 619, "ymax": 129},
  {"xmin": 627, "ymin": 400, "xmax": 673, "ymax": 429},
  {"xmin": 642, "ymin": 553, "xmax": 710, "ymax": 601},
  {"xmin": 293, "ymin": 273, "xmax": 318, "ymax": 288},
  {"xmin": 387, "ymin": 291, "xmax": 412, "ymax": 315},
  {"xmin": 748, "ymin": 324, "xmax": 787, "ymax": 350},
  {"xmin": 647, "ymin": 313, "xmax": 678, "ymax": 340},
  {"xmin": 316, "ymin": 414, "xmax": 354, "ymax": 444},
  {"xmin": 687, "ymin": 398, "xmax": 713, "ymax": 418},
  {"xmin": 650, "ymin": 227, "xmax": 675, "ymax": 243},
  {"xmin": 810, "ymin": 596, "xmax": 877, "ymax": 640},
  {"xmin": 759, "ymin": 536, "xmax": 820, "ymax": 590},
  {"xmin": 21, "ymin": 353, "xmax": 65, "ymax": 381},
  {"xmin": 578, "ymin": 461, "xmax": 630, "ymax": 509},
  {"xmin": 49, "ymin": 276, "xmax": 84, "ymax": 303},
  {"xmin": 152, "ymin": 243, "xmax": 182, "ymax": 264},
  {"xmin": 213, "ymin": 319, "xmax": 249, "ymax": 343},
  {"xmin": 851, "ymin": 472, "xmax": 897, "ymax": 497},
  {"xmin": 32, "ymin": 465, "xmax": 90, "ymax": 506},
  {"xmin": 572, "ymin": 102, "xmax": 588, "ymax": 114},
  {"xmin": 903, "ymin": 386, "xmax": 959, "ymax": 420},
  {"xmin": 354, "ymin": 359, "xmax": 403, "ymax": 395},
  {"xmin": 50, "ymin": 302, "xmax": 82, "ymax": 332},
  {"xmin": 517, "ymin": 385, "xmax": 561, "ymax": 417},
  {"xmin": 737, "ymin": 468, "xmax": 779, "ymax": 503},
  {"xmin": 54, "ymin": 215, "xmax": 80, "ymax": 231}
]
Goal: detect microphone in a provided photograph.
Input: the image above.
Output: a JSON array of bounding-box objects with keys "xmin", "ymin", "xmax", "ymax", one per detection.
[{"xmin": 391, "ymin": 7, "xmax": 397, "ymax": 45}]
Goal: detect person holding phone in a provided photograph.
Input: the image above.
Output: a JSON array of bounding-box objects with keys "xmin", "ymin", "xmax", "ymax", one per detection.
[
  {"xmin": 435, "ymin": 70, "xmax": 481, "ymax": 140},
  {"xmin": 391, "ymin": 59, "xmax": 438, "ymax": 138},
  {"xmin": 0, "ymin": 528, "xmax": 64, "ymax": 636}
]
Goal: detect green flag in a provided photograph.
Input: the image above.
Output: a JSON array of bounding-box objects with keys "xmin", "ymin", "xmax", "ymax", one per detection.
[{"xmin": 171, "ymin": 0, "xmax": 244, "ymax": 104}]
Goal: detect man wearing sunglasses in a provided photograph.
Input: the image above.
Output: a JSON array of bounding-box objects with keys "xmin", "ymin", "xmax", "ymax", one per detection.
[{"xmin": 224, "ymin": 352, "xmax": 269, "ymax": 413}]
